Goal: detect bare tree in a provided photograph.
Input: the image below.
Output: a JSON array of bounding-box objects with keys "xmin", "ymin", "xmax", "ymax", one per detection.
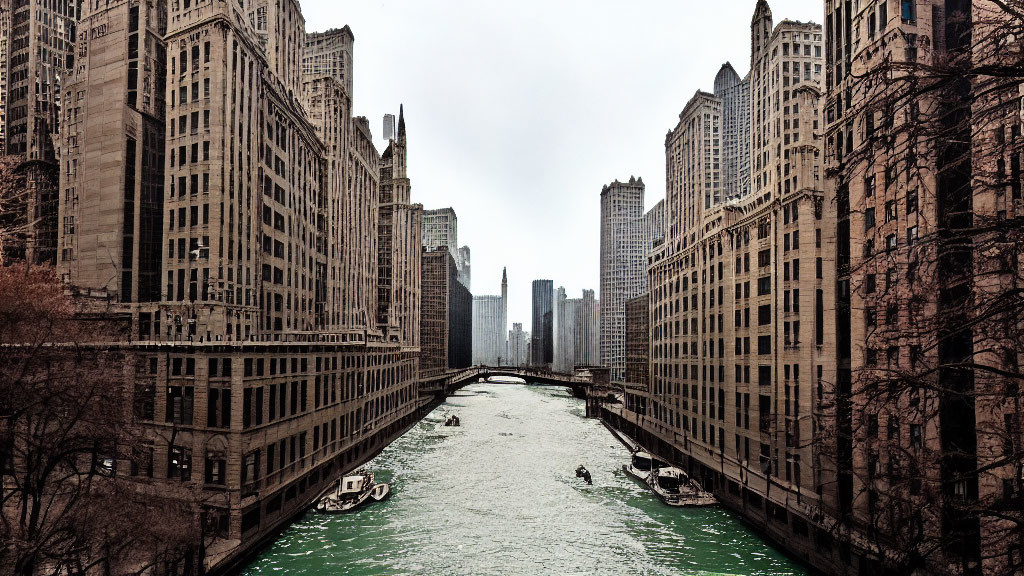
[
  {"xmin": 0, "ymin": 156, "xmax": 29, "ymax": 266},
  {"xmin": 0, "ymin": 264, "xmax": 203, "ymax": 576},
  {"xmin": 822, "ymin": 2, "xmax": 1024, "ymax": 574}
]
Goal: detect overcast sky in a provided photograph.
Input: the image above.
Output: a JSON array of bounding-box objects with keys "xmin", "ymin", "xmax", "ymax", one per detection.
[{"xmin": 302, "ymin": 0, "xmax": 821, "ymax": 328}]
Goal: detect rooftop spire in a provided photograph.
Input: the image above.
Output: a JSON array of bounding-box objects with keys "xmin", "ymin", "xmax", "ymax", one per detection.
[{"xmin": 397, "ymin": 104, "xmax": 406, "ymax": 141}]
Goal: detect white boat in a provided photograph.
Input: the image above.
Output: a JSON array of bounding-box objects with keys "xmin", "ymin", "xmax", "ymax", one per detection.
[
  {"xmin": 622, "ymin": 451, "xmax": 666, "ymax": 484},
  {"xmin": 646, "ymin": 466, "xmax": 717, "ymax": 507},
  {"xmin": 369, "ymin": 482, "xmax": 391, "ymax": 502},
  {"xmin": 316, "ymin": 470, "xmax": 386, "ymax": 513}
]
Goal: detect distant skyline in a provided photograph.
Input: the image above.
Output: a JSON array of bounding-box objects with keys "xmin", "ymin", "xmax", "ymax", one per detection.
[{"xmin": 301, "ymin": 0, "xmax": 821, "ymax": 326}]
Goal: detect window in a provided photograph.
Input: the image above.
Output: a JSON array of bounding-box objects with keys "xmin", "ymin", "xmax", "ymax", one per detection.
[
  {"xmin": 906, "ymin": 226, "xmax": 918, "ymax": 246},
  {"xmin": 758, "ymin": 276, "xmax": 772, "ymax": 296},
  {"xmin": 166, "ymin": 386, "xmax": 194, "ymax": 424},
  {"xmin": 168, "ymin": 446, "xmax": 192, "ymax": 481},
  {"xmin": 864, "ymin": 207, "xmax": 875, "ymax": 230},
  {"xmin": 901, "ymin": 0, "xmax": 916, "ymax": 23},
  {"xmin": 758, "ymin": 335, "xmax": 771, "ymax": 355},
  {"xmin": 758, "ymin": 304, "xmax": 772, "ymax": 326}
]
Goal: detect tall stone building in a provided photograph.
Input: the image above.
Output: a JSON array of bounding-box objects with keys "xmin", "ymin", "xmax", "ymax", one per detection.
[
  {"xmin": 3, "ymin": 0, "xmax": 76, "ymax": 264},
  {"xmin": 301, "ymin": 28, "xmax": 380, "ymax": 337},
  {"xmin": 0, "ymin": 0, "xmax": 10, "ymax": 151},
  {"xmin": 599, "ymin": 177, "xmax": 661, "ymax": 380},
  {"xmin": 457, "ymin": 245, "xmax": 471, "ymax": 289},
  {"xmin": 420, "ymin": 247, "xmax": 471, "ymax": 377},
  {"xmin": 574, "ymin": 289, "xmax": 599, "ymax": 367},
  {"xmin": 57, "ymin": 0, "xmax": 167, "ymax": 303},
  {"xmin": 531, "ymin": 279, "xmax": 553, "ymax": 368},
  {"xmin": 471, "ymin": 267, "xmax": 507, "ymax": 365},
  {"xmin": 49, "ymin": 0, "xmax": 426, "ymax": 568},
  {"xmin": 617, "ymin": 1, "xmax": 833, "ymax": 570},
  {"xmin": 421, "ymin": 207, "xmax": 470, "ymax": 289},
  {"xmin": 822, "ymin": 1, "xmax": 1024, "ymax": 573},
  {"xmin": 553, "ymin": 287, "xmax": 574, "ymax": 372},
  {"xmin": 715, "ymin": 62, "xmax": 751, "ymax": 203},
  {"xmin": 623, "ymin": 293, "xmax": 649, "ymax": 388},
  {"xmin": 508, "ymin": 322, "xmax": 530, "ymax": 367},
  {"xmin": 378, "ymin": 106, "xmax": 423, "ymax": 346},
  {"xmin": 554, "ymin": 287, "xmax": 599, "ymax": 372},
  {"xmin": 421, "ymin": 207, "xmax": 457, "ymax": 257}
]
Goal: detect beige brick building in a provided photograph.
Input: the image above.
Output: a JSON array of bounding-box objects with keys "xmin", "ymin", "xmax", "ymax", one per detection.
[
  {"xmin": 50, "ymin": 0, "xmax": 426, "ymax": 569},
  {"xmin": 617, "ymin": 0, "xmax": 835, "ymax": 569},
  {"xmin": 824, "ymin": 1, "xmax": 1024, "ymax": 573}
]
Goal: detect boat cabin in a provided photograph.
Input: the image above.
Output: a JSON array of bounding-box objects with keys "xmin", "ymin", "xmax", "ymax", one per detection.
[
  {"xmin": 631, "ymin": 451, "xmax": 666, "ymax": 472},
  {"xmin": 655, "ymin": 467, "xmax": 687, "ymax": 494},
  {"xmin": 339, "ymin": 474, "xmax": 370, "ymax": 496}
]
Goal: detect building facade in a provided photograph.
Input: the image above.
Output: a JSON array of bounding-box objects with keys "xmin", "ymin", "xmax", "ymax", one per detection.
[
  {"xmin": 531, "ymin": 279, "xmax": 553, "ymax": 368},
  {"xmin": 624, "ymin": 293, "xmax": 649, "ymax": 388},
  {"xmin": 600, "ymin": 177, "xmax": 660, "ymax": 380},
  {"xmin": 457, "ymin": 245, "xmax": 471, "ymax": 289},
  {"xmin": 471, "ymin": 267, "xmax": 507, "ymax": 365},
  {"xmin": 554, "ymin": 287, "xmax": 599, "ymax": 372},
  {"xmin": 618, "ymin": 2, "xmax": 835, "ymax": 572},
  {"xmin": 715, "ymin": 62, "xmax": 752, "ymax": 203},
  {"xmin": 57, "ymin": 0, "xmax": 167, "ymax": 303},
  {"xmin": 0, "ymin": 0, "xmax": 10, "ymax": 151},
  {"xmin": 378, "ymin": 106, "xmax": 423, "ymax": 346},
  {"xmin": 822, "ymin": 1, "xmax": 1024, "ymax": 573},
  {"xmin": 508, "ymin": 322, "xmax": 530, "ymax": 367},
  {"xmin": 45, "ymin": 1, "xmax": 428, "ymax": 570},
  {"xmin": 3, "ymin": 0, "xmax": 76, "ymax": 264},
  {"xmin": 420, "ymin": 247, "xmax": 471, "ymax": 377},
  {"xmin": 421, "ymin": 207, "xmax": 470, "ymax": 289},
  {"xmin": 421, "ymin": 207, "xmax": 457, "ymax": 258}
]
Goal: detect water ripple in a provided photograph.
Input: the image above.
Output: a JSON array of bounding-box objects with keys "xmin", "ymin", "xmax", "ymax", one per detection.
[{"xmin": 240, "ymin": 384, "xmax": 805, "ymax": 576}]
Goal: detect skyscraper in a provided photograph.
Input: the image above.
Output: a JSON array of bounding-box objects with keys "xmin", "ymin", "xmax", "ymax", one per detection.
[
  {"xmin": 378, "ymin": 106, "xmax": 423, "ymax": 345},
  {"xmin": 458, "ymin": 245, "xmax": 471, "ymax": 289},
  {"xmin": 0, "ymin": 0, "xmax": 10, "ymax": 152},
  {"xmin": 57, "ymin": 0, "xmax": 167, "ymax": 302},
  {"xmin": 4, "ymin": 0, "xmax": 76, "ymax": 264},
  {"xmin": 714, "ymin": 62, "xmax": 751, "ymax": 203},
  {"xmin": 421, "ymin": 207, "xmax": 458, "ymax": 257},
  {"xmin": 628, "ymin": 2, "xmax": 832, "ymax": 572},
  {"xmin": 599, "ymin": 177, "xmax": 660, "ymax": 380},
  {"xmin": 49, "ymin": 0, "xmax": 426, "ymax": 563},
  {"xmin": 531, "ymin": 279, "xmax": 553, "ymax": 368},
  {"xmin": 421, "ymin": 207, "xmax": 470, "ymax": 289},
  {"xmin": 471, "ymin": 268, "xmax": 507, "ymax": 365},
  {"xmin": 382, "ymin": 113, "xmax": 396, "ymax": 142},
  {"xmin": 421, "ymin": 247, "xmax": 471, "ymax": 376},
  {"xmin": 823, "ymin": 0, "xmax": 1024, "ymax": 572},
  {"xmin": 508, "ymin": 323, "xmax": 530, "ymax": 367},
  {"xmin": 574, "ymin": 289, "xmax": 599, "ymax": 367}
]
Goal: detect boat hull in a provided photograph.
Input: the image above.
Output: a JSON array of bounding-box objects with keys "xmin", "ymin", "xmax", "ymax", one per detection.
[{"xmin": 622, "ymin": 464, "xmax": 651, "ymax": 485}]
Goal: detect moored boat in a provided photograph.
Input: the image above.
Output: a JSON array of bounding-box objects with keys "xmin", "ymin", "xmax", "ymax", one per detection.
[
  {"xmin": 316, "ymin": 470, "xmax": 387, "ymax": 513},
  {"xmin": 646, "ymin": 466, "xmax": 717, "ymax": 507},
  {"xmin": 369, "ymin": 483, "xmax": 391, "ymax": 502},
  {"xmin": 622, "ymin": 450, "xmax": 666, "ymax": 484}
]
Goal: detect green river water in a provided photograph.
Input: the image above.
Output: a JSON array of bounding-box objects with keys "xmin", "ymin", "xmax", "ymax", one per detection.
[{"xmin": 239, "ymin": 383, "xmax": 805, "ymax": 576}]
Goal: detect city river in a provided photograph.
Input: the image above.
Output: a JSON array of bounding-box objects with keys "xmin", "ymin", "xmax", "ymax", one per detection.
[{"xmin": 240, "ymin": 383, "xmax": 805, "ymax": 576}]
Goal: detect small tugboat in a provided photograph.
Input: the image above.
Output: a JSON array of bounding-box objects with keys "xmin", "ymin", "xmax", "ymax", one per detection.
[
  {"xmin": 622, "ymin": 450, "xmax": 667, "ymax": 484},
  {"xmin": 575, "ymin": 465, "xmax": 593, "ymax": 485},
  {"xmin": 646, "ymin": 466, "xmax": 717, "ymax": 507},
  {"xmin": 444, "ymin": 414, "xmax": 461, "ymax": 427},
  {"xmin": 316, "ymin": 470, "xmax": 391, "ymax": 513}
]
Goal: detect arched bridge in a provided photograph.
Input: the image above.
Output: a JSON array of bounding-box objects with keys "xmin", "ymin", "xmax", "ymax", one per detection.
[{"xmin": 418, "ymin": 365, "xmax": 596, "ymax": 400}]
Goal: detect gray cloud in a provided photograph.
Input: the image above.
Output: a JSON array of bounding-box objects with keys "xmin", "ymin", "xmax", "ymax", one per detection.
[{"xmin": 302, "ymin": 0, "xmax": 821, "ymax": 327}]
